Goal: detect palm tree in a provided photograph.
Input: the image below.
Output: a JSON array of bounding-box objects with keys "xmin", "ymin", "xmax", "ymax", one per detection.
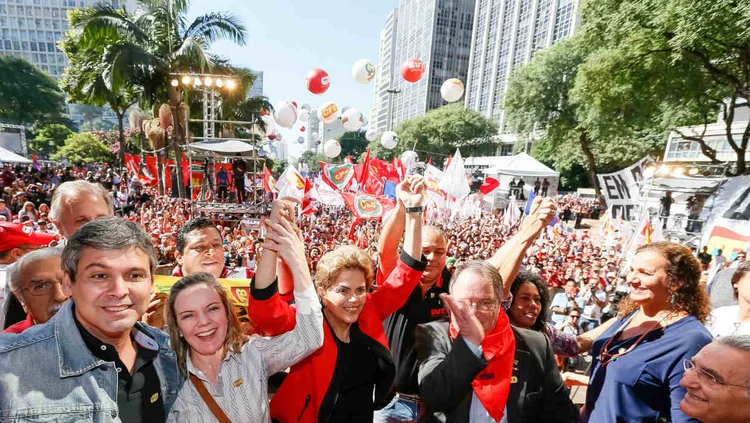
[{"xmin": 69, "ymin": 0, "xmax": 246, "ymax": 197}]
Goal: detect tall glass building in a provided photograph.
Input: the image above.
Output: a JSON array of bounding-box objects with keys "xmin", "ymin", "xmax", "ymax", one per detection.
[
  {"xmin": 370, "ymin": 0, "xmax": 476, "ymax": 135},
  {"xmin": 0, "ymin": 0, "xmax": 137, "ymax": 78},
  {"xmin": 465, "ymin": 0, "xmax": 580, "ymax": 154}
]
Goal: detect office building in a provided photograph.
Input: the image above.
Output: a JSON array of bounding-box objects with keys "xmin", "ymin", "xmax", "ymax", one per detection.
[
  {"xmin": 0, "ymin": 0, "xmax": 138, "ymax": 78},
  {"xmin": 249, "ymin": 70, "xmax": 264, "ymax": 97},
  {"xmin": 370, "ymin": 0, "xmax": 476, "ymax": 134},
  {"xmin": 465, "ymin": 0, "xmax": 580, "ymax": 154}
]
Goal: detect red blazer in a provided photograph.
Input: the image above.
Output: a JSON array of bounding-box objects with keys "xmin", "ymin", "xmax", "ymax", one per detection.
[{"xmin": 248, "ymin": 252, "xmax": 426, "ymax": 423}]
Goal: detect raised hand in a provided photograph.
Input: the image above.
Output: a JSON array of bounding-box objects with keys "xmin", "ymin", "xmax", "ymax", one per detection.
[
  {"xmin": 440, "ymin": 293, "xmax": 485, "ymax": 347},
  {"xmin": 525, "ymin": 196, "xmax": 557, "ymax": 233},
  {"xmin": 142, "ymin": 293, "xmax": 166, "ymax": 329},
  {"xmin": 397, "ymin": 175, "xmax": 426, "ymax": 208},
  {"xmin": 263, "ymin": 212, "xmax": 311, "ymax": 290}
]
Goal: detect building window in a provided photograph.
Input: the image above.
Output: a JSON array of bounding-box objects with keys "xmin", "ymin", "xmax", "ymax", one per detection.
[{"xmin": 500, "ymin": 144, "xmax": 514, "ymax": 156}]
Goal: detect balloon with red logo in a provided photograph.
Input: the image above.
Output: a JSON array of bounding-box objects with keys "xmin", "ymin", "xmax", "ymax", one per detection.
[
  {"xmin": 401, "ymin": 58, "xmax": 425, "ymax": 83},
  {"xmin": 318, "ymin": 102, "xmax": 340, "ymax": 124},
  {"xmin": 306, "ymin": 68, "xmax": 330, "ymax": 95},
  {"xmin": 274, "ymin": 101, "xmax": 297, "ymax": 129},
  {"xmin": 268, "ymin": 133, "xmax": 276, "ymax": 140},
  {"xmin": 300, "ymin": 126, "xmax": 306, "ymax": 132},
  {"xmin": 440, "ymin": 78, "xmax": 465, "ymax": 102}
]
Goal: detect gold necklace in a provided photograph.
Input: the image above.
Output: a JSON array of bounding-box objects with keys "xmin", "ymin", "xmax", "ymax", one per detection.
[{"xmin": 598, "ymin": 310, "xmax": 676, "ymax": 367}]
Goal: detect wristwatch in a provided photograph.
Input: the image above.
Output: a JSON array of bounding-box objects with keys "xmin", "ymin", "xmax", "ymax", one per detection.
[{"xmin": 405, "ymin": 206, "xmax": 423, "ymax": 214}]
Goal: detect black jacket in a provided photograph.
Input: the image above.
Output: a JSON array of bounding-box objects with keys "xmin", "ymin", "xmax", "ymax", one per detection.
[{"xmin": 415, "ymin": 320, "xmax": 579, "ymax": 423}]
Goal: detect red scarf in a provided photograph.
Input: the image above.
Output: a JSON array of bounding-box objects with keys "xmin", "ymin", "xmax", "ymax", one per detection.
[{"xmin": 449, "ymin": 310, "xmax": 515, "ymax": 422}]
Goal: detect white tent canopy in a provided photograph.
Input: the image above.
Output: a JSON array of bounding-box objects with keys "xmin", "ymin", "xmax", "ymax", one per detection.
[
  {"xmin": 188, "ymin": 139, "xmax": 257, "ymax": 157},
  {"xmin": 0, "ymin": 145, "xmax": 31, "ymax": 163},
  {"xmin": 465, "ymin": 153, "xmax": 559, "ymax": 177}
]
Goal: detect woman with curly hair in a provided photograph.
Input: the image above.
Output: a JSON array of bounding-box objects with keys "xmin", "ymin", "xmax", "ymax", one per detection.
[{"xmin": 578, "ymin": 241, "xmax": 713, "ymax": 423}]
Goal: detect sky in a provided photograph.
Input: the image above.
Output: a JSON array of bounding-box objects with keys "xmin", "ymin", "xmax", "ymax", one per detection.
[{"xmin": 187, "ymin": 0, "xmax": 399, "ymax": 159}]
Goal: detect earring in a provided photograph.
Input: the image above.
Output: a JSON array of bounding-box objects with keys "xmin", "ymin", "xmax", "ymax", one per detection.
[{"xmin": 670, "ymin": 293, "xmax": 676, "ymax": 306}]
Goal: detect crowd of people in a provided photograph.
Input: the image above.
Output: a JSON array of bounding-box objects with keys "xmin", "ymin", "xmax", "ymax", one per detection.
[{"xmin": 0, "ymin": 161, "xmax": 749, "ymax": 423}]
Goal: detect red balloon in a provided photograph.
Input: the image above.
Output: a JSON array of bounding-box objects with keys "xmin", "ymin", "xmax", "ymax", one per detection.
[
  {"xmin": 300, "ymin": 126, "xmax": 306, "ymax": 132},
  {"xmin": 268, "ymin": 133, "xmax": 276, "ymax": 140},
  {"xmin": 401, "ymin": 58, "xmax": 425, "ymax": 83},
  {"xmin": 306, "ymin": 68, "xmax": 330, "ymax": 95}
]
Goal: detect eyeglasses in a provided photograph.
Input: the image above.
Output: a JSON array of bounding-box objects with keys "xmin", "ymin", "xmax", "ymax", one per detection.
[
  {"xmin": 457, "ymin": 299, "xmax": 498, "ymax": 313},
  {"xmin": 683, "ymin": 359, "xmax": 750, "ymax": 389},
  {"xmin": 22, "ymin": 280, "xmax": 62, "ymax": 296}
]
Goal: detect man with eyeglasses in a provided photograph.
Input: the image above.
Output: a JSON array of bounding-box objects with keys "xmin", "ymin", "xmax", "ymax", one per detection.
[
  {"xmin": 0, "ymin": 222, "xmax": 56, "ymax": 329},
  {"xmin": 415, "ymin": 260, "xmax": 578, "ymax": 423},
  {"xmin": 4, "ymin": 248, "xmax": 67, "ymax": 333},
  {"xmin": 679, "ymin": 335, "xmax": 750, "ymax": 423}
]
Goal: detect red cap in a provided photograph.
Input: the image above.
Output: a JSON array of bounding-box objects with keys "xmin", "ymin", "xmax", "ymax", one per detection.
[{"xmin": 0, "ymin": 222, "xmax": 56, "ymax": 252}]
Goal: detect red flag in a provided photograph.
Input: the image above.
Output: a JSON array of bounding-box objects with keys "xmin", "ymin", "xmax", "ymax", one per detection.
[
  {"xmin": 344, "ymin": 155, "xmax": 354, "ymax": 165},
  {"xmin": 180, "ymin": 154, "xmax": 190, "ymax": 187},
  {"xmin": 31, "ymin": 154, "xmax": 41, "ymax": 171},
  {"xmin": 392, "ymin": 157, "xmax": 405, "ymax": 182},
  {"xmin": 357, "ymin": 148, "xmax": 371, "ymax": 188},
  {"xmin": 301, "ymin": 178, "xmax": 316, "ymax": 215},
  {"xmin": 444, "ymin": 154, "xmax": 452, "ymax": 170},
  {"xmin": 642, "ymin": 219, "xmax": 653, "ymax": 244},
  {"xmin": 363, "ymin": 166, "xmax": 385, "ymax": 196},
  {"xmin": 371, "ymin": 159, "xmax": 400, "ymax": 184},
  {"xmin": 263, "ymin": 165, "xmax": 278, "ymax": 193},
  {"xmin": 319, "ymin": 162, "xmax": 355, "ymax": 191},
  {"xmin": 125, "ymin": 154, "xmax": 139, "ymax": 176},
  {"xmin": 426, "ymin": 157, "xmax": 433, "ymax": 166},
  {"xmin": 479, "ymin": 177, "xmax": 500, "ymax": 195}
]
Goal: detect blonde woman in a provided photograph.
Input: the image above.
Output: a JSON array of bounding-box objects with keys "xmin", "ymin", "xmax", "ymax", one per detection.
[
  {"xmin": 248, "ymin": 177, "xmax": 427, "ymax": 423},
  {"xmin": 165, "ymin": 215, "xmax": 323, "ymax": 423}
]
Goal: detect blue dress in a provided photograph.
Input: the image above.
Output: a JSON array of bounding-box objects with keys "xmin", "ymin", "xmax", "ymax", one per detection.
[{"xmin": 584, "ymin": 313, "xmax": 712, "ymax": 423}]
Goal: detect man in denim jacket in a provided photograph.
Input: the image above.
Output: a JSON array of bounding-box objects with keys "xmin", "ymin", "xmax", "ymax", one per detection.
[{"xmin": 0, "ymin": 217, "xmax": 182, "ymax": 422}]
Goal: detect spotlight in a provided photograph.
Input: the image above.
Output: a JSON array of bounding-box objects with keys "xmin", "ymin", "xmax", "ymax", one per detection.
[
  {"xmin": 170, "ymin": 79, "xmax": 179, "ymax": 87},
  {"xmin": 656, "ymin": 165, "xmax": 670, "ymax": 176},
  {"xmin": 193, "ymin": 77, "xmax": 202, "ymax": 86},
  {"xmin": 643, "ymin": 166, "xmax": 656, "ymax": 179},
  {"xmin": 204, "ymin": 76, "xmax": 213, "ymax": 87},
  {"xmin": 688, "ymin": 168, "xmax": 700, "ymax": 176},
  {"xmin": 216, "ymin": 79, "xmax": 224, "ymax": 88},
  {"xmin": 226, "ymin": 79, "xmax": 236, "ymax": 90},
  {"xmin": 672, "ymin": 167, "xmax": 685, "ymax": 177},
  {"xmin": 181, "ymin": 75, "xmax": 191, "ymax": 85}
]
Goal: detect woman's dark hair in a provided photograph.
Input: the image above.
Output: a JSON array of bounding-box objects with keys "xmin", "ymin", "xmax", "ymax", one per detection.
[
  {"xmin": 510, "ymin": 270, "xmax": 550, "ymax": 332},
  {"xmin": 731, "ymin": 260, "xmax": 750, "ymax": 301}
]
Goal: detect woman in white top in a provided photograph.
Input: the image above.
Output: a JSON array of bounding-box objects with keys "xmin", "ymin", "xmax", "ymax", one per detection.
[
  {"xmin": 707, "ymin": 261, "xmax": 750, "ymax": 337},
  {"xmin": 165, "ymin": 214, "xmax": 323, "ymax": 423}
]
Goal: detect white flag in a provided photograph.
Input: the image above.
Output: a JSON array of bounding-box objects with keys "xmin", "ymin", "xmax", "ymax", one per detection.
[
  {"xmin": 504, "ymin": 196, "xmax": 521, "ymax": 227},
  {"xmin": 438, "ymin": 148, "xmax": 470, "ymax": 201},
  {"xmin": 275, "ymin": 164, "xmax": 306, "ymax": 202}
]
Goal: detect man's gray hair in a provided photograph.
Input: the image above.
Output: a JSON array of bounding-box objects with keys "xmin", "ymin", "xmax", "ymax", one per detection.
[
  {"xmin": 62, "ymin": 217, "xmax": 156, "ymax": 281},
  {"xmin": 7, "ymin": 247, "xmax": 63, "ymax": 294},
  {"xmin": 450, "ymin": 260, "xmax": 503, "ymax": 299},
  {"xmin": 715, "ymin": 335, "xmax": 750, "ymax": 394},
  {"xmin": 49, "ymin": 180, "xmax": 113, "ymax": 222}
]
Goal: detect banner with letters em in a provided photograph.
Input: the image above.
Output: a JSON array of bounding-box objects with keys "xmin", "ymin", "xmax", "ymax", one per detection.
[{"xmin": 596, "ymin": 156, "xmax": 654, "ymax": 221}]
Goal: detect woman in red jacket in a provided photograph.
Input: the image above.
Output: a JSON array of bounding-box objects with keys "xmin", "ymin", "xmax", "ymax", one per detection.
[{"xmin": 249, "ymin": 176, "xmax": 427, "ymax": 423}]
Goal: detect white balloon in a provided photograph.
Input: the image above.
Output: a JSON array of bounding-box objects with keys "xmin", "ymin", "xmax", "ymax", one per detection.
[
  {"xmin": 342, "ymin": 108, "xmax": 364, "ymax": 132},
  {"xmin": 297, "ymin": 136, "xmax": 305, "ymax": 144},
  {"xmin": 352, "ymin": 59, "xmax": 376, "ymax": 84},
  {"xmin": 317, "ymin": 102, "xmax": 340, "ymax": 124},
  {"xmin": 381, "ymin": 131, "xmax": 399, "ymax": 149},
  {"xmin": 274, "ymin": 101, "xmax": 298, "ymax": 129},
  {"xmin": 298, "ymin": 109, "xmax": 310, "ymax": 122},
  {"xmin": 401, "ymin": 150, "xmax": 419, "ymax": 169},
  {"xmin": 323, "ymin": 139, "xmax": 342, "ymax": 158},
  {"xmin": 440, "ymin": 78, "xmax": 465, "ymax": 103},
  {"xmin": 365, "ymin": 128, "xmax": 378, "ymax": 142}
]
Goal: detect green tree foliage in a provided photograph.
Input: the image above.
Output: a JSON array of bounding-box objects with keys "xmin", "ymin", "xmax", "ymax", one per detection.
[
  {"xmin": 53, "ymin": 133, "xmax": 113, "ymax": 165},
  {"xmin": 299, "ymin": 150, "xmax": 329, "ymax": 171},
  {"xmin": 337, "ymin": 131, "xmax": 369, "ymax": 160},
  {"xmin": 367, "ymin": 104, "xmax": 499, "ymax": 161},
  {"xmin": 0, "ymin": 56, "xmax": 68, "ymax": 126},
  {"xmin": 29, "ymin": 124, "xmax": 75, "ymax": 157},
  {"xmin": 575, "ymin": 0, "xmax": 750, "ymax": 174},
  {"xmin": 504, "ymin": 36, "xmax": 666, "ymax": 195}
]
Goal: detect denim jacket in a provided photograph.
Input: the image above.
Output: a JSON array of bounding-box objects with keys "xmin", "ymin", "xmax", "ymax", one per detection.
[{"xmin": 0, "ymin": 300, "xmax": 183, "ymax": 422}]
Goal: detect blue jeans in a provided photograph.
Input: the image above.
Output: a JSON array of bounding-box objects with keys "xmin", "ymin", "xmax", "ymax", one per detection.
[
  {"xmin": 374, "ymin": 394, "xmax": 421, "ymax": 423},
  {"xmin": 580, "ymin": 317, "xmax": 600, "ymax": 333}
]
